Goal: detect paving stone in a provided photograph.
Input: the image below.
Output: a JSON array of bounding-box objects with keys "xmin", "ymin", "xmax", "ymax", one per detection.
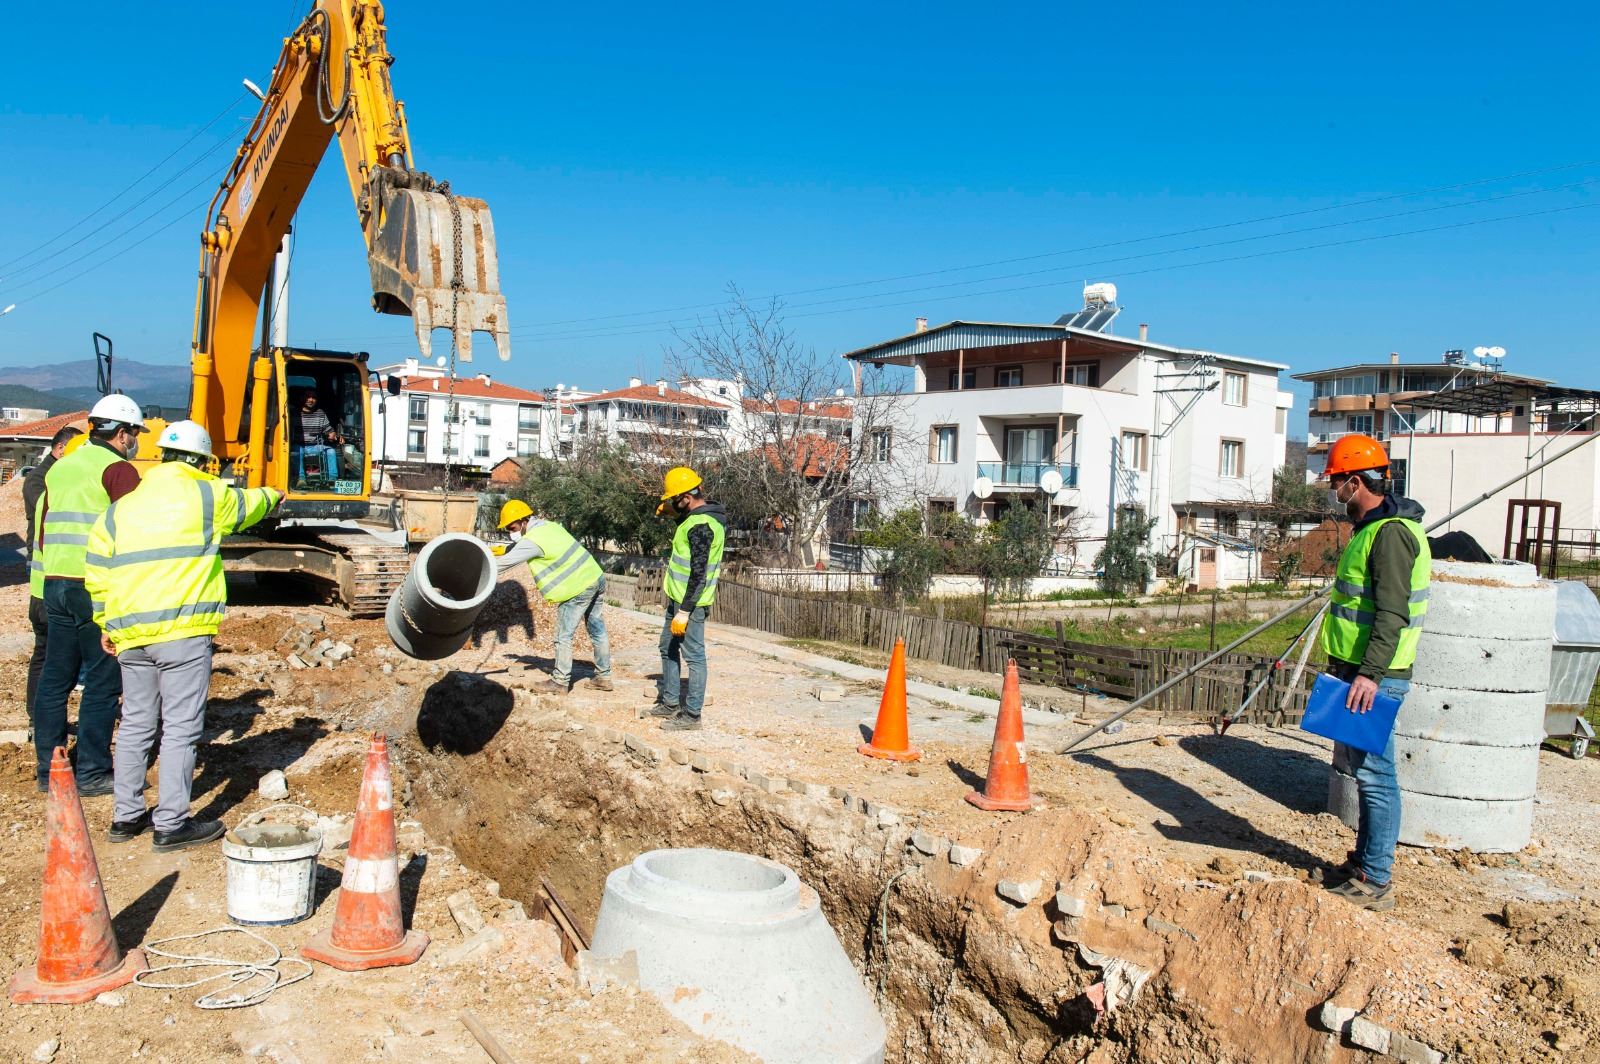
[
  {"xmin": 0, "ymin": 729, "xmax": 29, "ymax": 746},
  {"xmin": 446, "ymin": 890, "xmax": 485, "ymax": 936},
  {"xmin": 1389, "ymin": 1032, "xmax": 1445, "ymax": 1064},
  {"xmin": 1144, "ymin": 915, "xmax": 1191, "ymax": 939},
  {"xmin": 813, "ymin": 685, "xmax": 845, "ymax": 702},
  {"xmin": 788, "ymin": 778, "xmax": 812, "ymax": 795},
  {"xmin": 1349, "ymin": 1015, "xmax": 1390, "ymax": 1054},
  {"xmin": 997, "ymin": 879, "xmax": 1042, "ymax": 906},
  {"xmin": 623, "ymin": 734, "xmax": 660, "ymax": 763},
  {"xmin": 601, "ymin": 728, "xmax": 624, "ymax": 743},
  {"xmin": 828, "ymin": 785, "xmax": 851, "ymax": 800},
  {"xmin": 324, "ymin": 642, "xmax": 354, "ymax": 662},
  {"xmin": 910, "ymin": 830, "xmax": 948, "ymax": 856},
  {"xmin": 801, "ymin": 782, "xmax": 831, "ymax": 799},
  {"xmin": 439, "ymin": 926, "xmax": 505, "ymax": 966},
  {"xmin": 1053, "ymin": 892, "xmax": 1087, "ymax": 918},
  {"xmin": 948, "ymin": 844, "xmax": 982, "ymax": 867},
  {"xmin": 749, "ymin": 773, "xmax": 787, "ymax": 794},
  {"xmin": 668, "ymin": 747, "xmax": 691, "ymax": 766},
  {"xmin": 875, "ymin": 807, "xmax": 900, "ymax": 828},
  {"xmin": 257, "ymin": 770, "xmax": 288, "ymax": 801},
  {"xmin": 690, "ymin": 753, "xmax": 713, "ymax": 772},
  {"xmin": 1100, "ymin": 903, "xmax": 1127, "ymax": 918},
  {"xmin": 285, "ymin": 654, "xmax": 309, "ymax": 670},
  {"xmin": 1318, "ymin": 1001, "xmax": 1358, "ymax": 1034}
]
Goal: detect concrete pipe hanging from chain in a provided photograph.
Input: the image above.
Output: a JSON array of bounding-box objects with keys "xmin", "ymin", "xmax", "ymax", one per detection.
[{"xmin": 385, "ymin": 533, "xmax": 497, "ymax": 660}]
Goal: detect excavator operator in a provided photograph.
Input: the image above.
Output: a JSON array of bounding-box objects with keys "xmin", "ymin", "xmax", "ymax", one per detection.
[{"xmin": 290, "ymin": 388, "xmax": 343, "ymax": 485}]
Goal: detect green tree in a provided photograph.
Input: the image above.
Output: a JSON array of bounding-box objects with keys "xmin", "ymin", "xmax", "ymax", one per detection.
[
  {"xmin": 516, "ymin": 440, "xmax": 673, "ymax": 557},
  {"xmin": 1271, "ymin": 465, "xmax": 1327, "ymax": 511},
  {"xmin": 973, "ymin": 503, "xmax": 1054, "ymax": 624},
  {"xmin": 859, "ymin": 507, "xmax": 943, "ymax": 603},
  {"xmin": 1096, "ymin": 504, "xmax": 1159, "ymax": 595}
]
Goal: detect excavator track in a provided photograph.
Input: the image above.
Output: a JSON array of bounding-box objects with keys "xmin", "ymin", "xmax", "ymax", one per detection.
[
  {"xmin": 222, "ymin": 530, "xmax": 411, "ymax": 618},
  {"xmin": 317, "ymin": 532, "xmax": 411, "ymax": 617}
]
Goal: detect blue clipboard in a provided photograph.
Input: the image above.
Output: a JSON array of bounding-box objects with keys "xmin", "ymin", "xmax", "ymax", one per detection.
[{"xmin": 1299, "ymin": 672, "xmax": 1402, "ymax": 755}]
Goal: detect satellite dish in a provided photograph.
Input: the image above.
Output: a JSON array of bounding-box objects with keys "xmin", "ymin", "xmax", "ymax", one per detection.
[
  {"xmin": 973, "ymin": 476, "xmax": 995, "ymax": 500},
  {"xmin": 1488, "ymin": 346, "xmax": 1507, "ymax": 359},
  {"xmin": 1039, "ymin": 469, "xmax": 1064, "ymax": 495},
  {"xmin": 435, "ymin": 356, "xmax": 448, "ymax": 368},
  {"xmin": 1472, "ymin": 346, "xmax": 1489, "ymax": 358}
]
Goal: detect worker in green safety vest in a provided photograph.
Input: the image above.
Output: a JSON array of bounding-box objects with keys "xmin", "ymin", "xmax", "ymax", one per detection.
[
  {"xmin": 1317, "ymin": 433, "xmax": 1431, "ymax": 913},
  {"xmin": 643, "ymin": 466, "xmax": 726, "ymax": 732},
  {"xmin": 492, "ymin": 500, "xmax": 611, "ymax": 695}
]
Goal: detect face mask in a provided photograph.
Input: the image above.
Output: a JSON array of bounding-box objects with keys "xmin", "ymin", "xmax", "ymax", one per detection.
[
  {"xmin": 1335, "ymin": 477, "xmax": 1364, "ymax": 519},
  {"xmin": 508, "ymin": 530, "xmax": 522, "ymax": 541}
]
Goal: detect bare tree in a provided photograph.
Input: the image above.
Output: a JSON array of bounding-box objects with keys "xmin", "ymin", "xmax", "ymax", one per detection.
[{"xmin": 667, "ymin": 287, "xmax": 920, "ymax": 566}]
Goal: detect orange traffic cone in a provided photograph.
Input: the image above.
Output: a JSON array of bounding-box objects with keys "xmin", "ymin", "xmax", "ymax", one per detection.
[
  {"xmin": 965, "ymin": 660, "xmax": 1037, "ymax": 812},
  {"xmin": 302, "ymin": 733, "xmax": 428, "ymax": 971},
  {"xmin": 859, "ymin": 638, "xmax": 922, "ymax": 762},
  {"xmin": 10, "ymin": 748, "xmax": 145, "ymax": 1003}
]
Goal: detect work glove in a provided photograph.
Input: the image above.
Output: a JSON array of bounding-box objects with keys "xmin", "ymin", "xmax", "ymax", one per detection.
[
  {"xmin": 670, "ymin": 612, "xmax": 689, "ymax": 637},
  {"xmin": 490, "ymin": 543, "xmax": 508, "ymax": 557}
]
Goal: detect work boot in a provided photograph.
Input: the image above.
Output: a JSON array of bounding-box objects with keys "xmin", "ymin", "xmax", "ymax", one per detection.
[
  {"xmin": 529, "ymin": 679, "xmax": 568, "ymax": 695},
  {"xmin": 641, "ymin": 702, "xmax": 679, "ymax": 719},
  {"xmin": 588, "ymin": 676, "xmax": 615, "ymax": 692},
  {"xmin": 660, "ymin": 711, "xmax": 702, "ymax": 732},
  {"xmin": 1324, "ymin": 872, "xmax": 1395, "ymax": 912},
  {"xmin": 152, "ymin": 819, "xmax": 226, "ymax": 854},
  {"xmin": 76, "ymin": 775, "xmax": 115, "ymax": 798},
  {"xmin": 109, "ymin": 809, "xmax": 152, "ymax": 843}
]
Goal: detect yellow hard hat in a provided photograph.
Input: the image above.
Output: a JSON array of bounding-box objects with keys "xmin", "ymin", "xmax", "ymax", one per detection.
[
  {"xmin": 497, "ymin": 499, "xmax": 534, "ymax": 529},
  {"xmin": 660, "ymin": 466, "xmax": 703, "ymax": 500}
]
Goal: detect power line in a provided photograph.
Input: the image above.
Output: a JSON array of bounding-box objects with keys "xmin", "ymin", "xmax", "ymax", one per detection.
[
  {"xmin": 504, "ymin": 199, "xmax": 1599, "ymax": 345},
  {"xmin": 0, "ymin": 121, "xmax": 247, "ymax": 293},
  {"xmin": 512, "ymin": 158, "xmax": 1600, "ymax": 329},
  {"xmin": 511, "ymin": 177, "xmax": 1600, "ymax": 344},
  {"xmin": 0, "ymin": 93, "xmax": 246, "ymax": 275}
]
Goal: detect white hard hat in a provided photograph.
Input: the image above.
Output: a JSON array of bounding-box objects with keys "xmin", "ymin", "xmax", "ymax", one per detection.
[
  {"xmin": 89, "ymin": 393, "xmax": 147, "ymax": 431},
  {"xmin": 159, "ymin": 420, "xmax": 213, "ymax": 459}
]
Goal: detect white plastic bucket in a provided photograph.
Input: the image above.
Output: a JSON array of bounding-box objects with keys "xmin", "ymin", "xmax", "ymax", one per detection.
[{"xmin": 223, "ymin": 809, "xmax": 323, "ymax": 926}]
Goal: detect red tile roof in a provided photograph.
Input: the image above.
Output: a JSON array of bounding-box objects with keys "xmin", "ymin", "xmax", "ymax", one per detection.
[
  {"xmin": 763, "ymin": 434, "xmax": 849, "ymax": 479},
  {"xmin": 374, "ymin": 376, "xmax": 545, "ymax": 402},
  {"xmin": 0, "ymin": 410, "xmax": 91, "ymax": 440},
  {"xmin": 741, "ymin": 398, "xmax": 853, "ymax": 420},
  {"xmin": 573, "ymin": 385, "xmax": 724, "ymax": 409}
]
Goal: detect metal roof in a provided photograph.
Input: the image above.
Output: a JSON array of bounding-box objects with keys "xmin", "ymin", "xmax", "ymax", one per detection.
[
  {"xmin": 1400, "ymin": 377, "xmax": 1600, "ymax": 418},
  {"xmin": 841, "ymin": 319, "xmax": 1287, "ymax": 371},
  {"xmin": 1291, "ymin": 363, "xmax": 1549, "ymax": 383}
]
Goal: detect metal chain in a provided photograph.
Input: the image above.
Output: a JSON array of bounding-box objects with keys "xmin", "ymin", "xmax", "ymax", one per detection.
[{"xmin": 440, "ymin": 187, "xmax": 466, "ymax": 535}]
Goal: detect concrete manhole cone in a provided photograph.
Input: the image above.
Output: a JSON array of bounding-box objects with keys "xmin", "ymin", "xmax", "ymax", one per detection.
[{"xmin": 588, "ymin": 848, "xmax": 886, "ymax": 1064}]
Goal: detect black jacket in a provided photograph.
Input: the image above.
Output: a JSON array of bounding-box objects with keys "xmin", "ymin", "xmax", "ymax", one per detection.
[{"xmin": 21, "ymin": 453, "xmax": 57, "ymax": 555}]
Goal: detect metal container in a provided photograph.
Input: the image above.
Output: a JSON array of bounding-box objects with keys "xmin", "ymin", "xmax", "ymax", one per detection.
[{"xmin": 1547, "ymin": 580, "xmax": 1600, "ymax": 759}]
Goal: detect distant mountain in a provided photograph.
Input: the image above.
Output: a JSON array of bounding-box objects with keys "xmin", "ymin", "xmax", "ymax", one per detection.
[
  {"xmin": 0, "ymin": 359, "xmax": 190, "ymax": 411},
  {"xmin": 0, "ymin": 384, "xmax": 82, "ymax": 417}
]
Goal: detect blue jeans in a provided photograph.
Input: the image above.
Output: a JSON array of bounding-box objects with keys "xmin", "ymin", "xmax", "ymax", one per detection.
[
  {"xmin": 553, "ymin": 577, "xmax": 611, "ymax": 686},
  {"xmin": 1333, "ymin": 676, "xmax": 1410, "ymax": 887},
  {"xmin": 658, "ymin": 599, "xmax": 709, "ymax": 718},
  {"xmin": 35, "ymin": 580, "xmax": 122, "ymax": 785},
  {"xmin": 293, "ymin": 444, "xmax": 339, "ymax": 482}
]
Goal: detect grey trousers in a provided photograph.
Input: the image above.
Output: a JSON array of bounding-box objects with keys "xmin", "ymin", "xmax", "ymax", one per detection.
[{"xmin": 113, "ymin": 635, "xmax": 213, "ymax": 833}]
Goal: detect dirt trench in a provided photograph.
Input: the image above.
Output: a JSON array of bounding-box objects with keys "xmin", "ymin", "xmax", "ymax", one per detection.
[{"xmin": 392, "ymin": 672, "xmax": 1526, "ymax": 1064}]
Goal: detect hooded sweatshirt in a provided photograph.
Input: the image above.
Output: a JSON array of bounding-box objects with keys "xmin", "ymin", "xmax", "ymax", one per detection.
[
  {"xmin": 1335, "ymin": 494, "xmax": 1428, "ymax": 682},
  {"xmin": 678, "ymin": 501, "xmax": 728, "ymax": 612}
]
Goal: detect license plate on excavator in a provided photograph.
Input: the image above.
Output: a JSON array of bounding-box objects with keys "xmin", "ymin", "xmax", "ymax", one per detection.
[{"xmin": 367, "ymin": 189, "xmax": 511, "ymax": 363}]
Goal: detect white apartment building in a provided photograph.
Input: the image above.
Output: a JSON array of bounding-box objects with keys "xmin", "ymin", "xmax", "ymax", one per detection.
[
  {"xmin": 369, "ymin": 359, "xmax": 551, "ymax": 471},
  {"xmin": 842, "ymin": 297, "xmax": 1293, "ymax": 575},
  {"xmin": 569, "ymin": 378, "xmax": 735, "ymax": 454},
  {"xmin": 1295, "ymin": 354, "xmax": 1600, "ymax": 555}
]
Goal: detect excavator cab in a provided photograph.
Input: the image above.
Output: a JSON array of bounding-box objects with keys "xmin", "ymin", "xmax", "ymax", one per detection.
[{"xmin": 241, "ymin": 348, "xmax": 372, "ymax": 518}]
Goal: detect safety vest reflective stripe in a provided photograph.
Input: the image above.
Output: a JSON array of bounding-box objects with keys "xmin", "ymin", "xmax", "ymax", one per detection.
[
  {"xmin": 103, "ymin": 601, "xmax": 229, "ymax": 632},
  {"xmin": 523, "ymin": 521, "xmax": 602, "ymax": 604},
  {"xmin": 39, "ymin": 445, "xmax": 120, "ymax": 580},
  {"xmin": 1319, "ymin": 516, "xmax": 1430, "ymax": 670},
  {"xmin": 85, "ymin": 463, "xmax": 278, "ymax": 650},
  {"xmin": 663, "ymin": 512, "xmax": 726, "ymax": 608}
]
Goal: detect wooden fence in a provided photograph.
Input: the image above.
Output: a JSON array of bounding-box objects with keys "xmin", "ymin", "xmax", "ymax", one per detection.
[{"xmin": 611, "ymin": 572, "xmax": 1311, "ymax": 724}]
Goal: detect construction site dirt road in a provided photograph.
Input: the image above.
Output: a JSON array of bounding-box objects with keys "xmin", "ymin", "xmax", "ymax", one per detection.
[{"xmin": 0, "ymin": 487, "xmax": 1597, "ymax": 1061}]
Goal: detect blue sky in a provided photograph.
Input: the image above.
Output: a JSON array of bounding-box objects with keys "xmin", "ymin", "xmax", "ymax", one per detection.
[{"xmin": 1, "ymin": 1, "xmax": 1595, "ymax": 429}]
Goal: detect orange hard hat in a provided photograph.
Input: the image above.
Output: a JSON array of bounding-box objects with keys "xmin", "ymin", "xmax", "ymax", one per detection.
[{"xmin": 1324, "ymin": 434, "xmax": 1389, "ymax": 478}]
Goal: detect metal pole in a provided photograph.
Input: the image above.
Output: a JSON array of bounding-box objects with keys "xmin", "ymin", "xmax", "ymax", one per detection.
[{"xmin": 1059, "ymin": 425, "xmax": 1600, "ymax": 754}]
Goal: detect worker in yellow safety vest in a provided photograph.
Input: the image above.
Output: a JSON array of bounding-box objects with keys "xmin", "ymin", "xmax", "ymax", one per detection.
[
  {"xmin": 31, "ymin": 394, "xmax": 146, "ymax": 795},
  {"xmin": 85, "ymin": 420, "xmax": 281, "ymax": 852},
  {"xmin": 643, "ymin": 467, "xmax": 726, "ymax": 732},
  {"xmin": 22, "ymin": 425, "xmax": 83, "ymax": 743},
  {"xmin": 493, "ymin": 500, "xmax": 611, "ymax": 694},
  {"xmin": 1317, "ymin": 433, "xmax": 1431, "ymax": 912}
]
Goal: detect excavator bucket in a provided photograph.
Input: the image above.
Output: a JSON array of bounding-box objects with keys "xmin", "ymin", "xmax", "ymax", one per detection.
[{"xmin": 368, "ymin": 188, "xmax": 511, "ymax": 363}]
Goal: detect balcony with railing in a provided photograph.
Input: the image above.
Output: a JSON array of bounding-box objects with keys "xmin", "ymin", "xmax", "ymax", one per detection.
[{"xmin": 976, "ymin": 462, "xmax": 1079, "ymax": 489}]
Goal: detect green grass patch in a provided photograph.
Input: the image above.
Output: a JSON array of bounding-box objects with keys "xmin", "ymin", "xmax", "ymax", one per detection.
[
  {"xmin": 779, "ymin": 638, "xmax": 870, "ymax": 668},
  {"xmin": 968, "ymin": 687, "xmax": 1000, "ymax": 701},
  {"xmin": 1038, "ymin": 587, "xmax": 1119, "ymax": 602},
  {"xmin": 1030, "ymin": 612, "xmax": 1328, "ymax": 659}
]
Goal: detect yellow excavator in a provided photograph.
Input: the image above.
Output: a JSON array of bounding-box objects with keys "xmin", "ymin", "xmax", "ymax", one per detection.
[{"xmin": 182, "ymin": 0, "xmax": 510, "ymax": 614}]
